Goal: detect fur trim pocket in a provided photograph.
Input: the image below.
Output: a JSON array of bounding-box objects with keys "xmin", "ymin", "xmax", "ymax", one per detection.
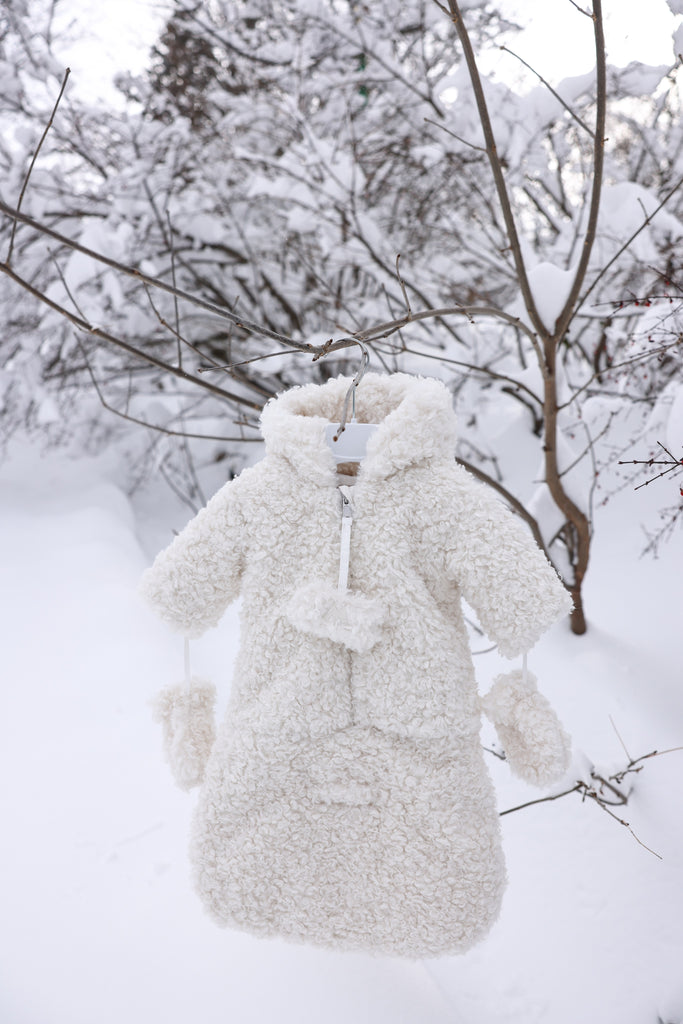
[
  {"xmin": 151, "ymin": 679, "xmax": 216, "ymax": 791},
  {"xmin": 481, "ymin": 669, "xmax": 571, "ymax": 787},
  {"xmin": 285, "ymin": 580, "xmax": 386, "ymax": 653}
]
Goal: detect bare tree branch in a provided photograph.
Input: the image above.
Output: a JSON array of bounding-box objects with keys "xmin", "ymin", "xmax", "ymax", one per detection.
[
  {"xmin": 444, "ymin": 0, "xmax": 545, "ymax": 338},
  {"xmin": 553, "ymin": 0, "xmax": 606, "ymax": 340},
  {"xmin": 0, "ymin": 198, "xmax": 304, "ymax": 350},
  {"xmin": 166, "ymin": 210, "xmax": 182, "ymax": 368},
  {"xmin": 6, "ymin": 67, "xmax": 70, "ymax": 265},
  {"xmin": 424, "ymin": 116, "xmax": 486, "ymax": 153},
  {"xmin": 566, "ymin": 0, "xmax": 592, "ymax": 16},
  {"xmin": 0, "ymin": 197, "xmax": 552, "ymax": 370},
  {"xmin": 499, "ymin": 745, "xmax": 683, "ymax": 858},
  {"xmin": 579, "ymin": 174, "xmax": 683, "ymax": 310},
  {"xmin": 76, "ymin": 338, "xmax": 258, "ymax": 443},
  {"xmin": 0, "ymin": 258, "xmax": 263, "ymax": 408},
  {"xmin": 354, "ymin": 304, "xmax": 546, "ymax": 368},
  {"xmin": 499, "ymin": 45, "xmax": 594, "ymax": 138}
]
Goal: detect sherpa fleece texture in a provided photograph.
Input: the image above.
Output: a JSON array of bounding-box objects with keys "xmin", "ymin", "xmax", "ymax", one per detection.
[
  {"xmin": 151, "ymin": 678, "xmax": 216, "ymax": 791},
  {"xmin": 481, "ymin": 669, "xmax": 571, "ymax": 787},
  {"xmin": 140, "ymin": 372, "xmax": 572, "ymax": 958}
]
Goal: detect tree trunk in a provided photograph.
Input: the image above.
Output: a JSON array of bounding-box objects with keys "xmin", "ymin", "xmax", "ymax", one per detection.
[
  {"xmin": 570, "ymin": 587, "xmax": 587, "ymax": 635},
  {"xmin": 543, "ymin": 341, "xmax": 592, "ymax": 635}
]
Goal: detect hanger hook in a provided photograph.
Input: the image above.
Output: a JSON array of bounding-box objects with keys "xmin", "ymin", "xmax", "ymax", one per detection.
[{"xmin": 336, "ymin": 339, "xmax": 370, "ymax": 437}]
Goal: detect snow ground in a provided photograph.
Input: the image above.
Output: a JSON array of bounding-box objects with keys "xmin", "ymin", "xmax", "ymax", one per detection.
[{"xmin": 1, "ymin": 438, "xmax": 682, "ymax": 1024}]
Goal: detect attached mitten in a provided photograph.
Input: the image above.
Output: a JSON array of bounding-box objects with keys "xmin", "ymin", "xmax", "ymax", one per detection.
[
  {"xmin": 151, "ymin": 679, "xmax": 216, "ymax": 791},
  {"xmin": 481, "ymin": 668, "xmax": 571, "ymax": 787}
]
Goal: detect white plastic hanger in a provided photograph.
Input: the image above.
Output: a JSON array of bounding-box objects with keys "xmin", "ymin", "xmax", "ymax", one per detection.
[{"xmin": 325, "ymin": 340, "xmax": 377, "ymax": 464}]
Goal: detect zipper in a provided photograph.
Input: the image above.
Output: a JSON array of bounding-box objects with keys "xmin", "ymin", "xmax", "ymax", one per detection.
[
  {"xmin": 338, "ymin": 486, "xmax": 356, "ymax": 723},
  {"xmin": 338, "ymin": 487, "xmax": 353, "ymax": 592}
]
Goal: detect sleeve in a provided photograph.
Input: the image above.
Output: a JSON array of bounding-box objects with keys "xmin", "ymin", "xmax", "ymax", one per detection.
[
  {"xmin": 444, "ymin": 464, "xmax": 572, "ymax": 658},
  {"xmin": 138, "ymin": 475, "xmax": 247, "ymax": 638}
]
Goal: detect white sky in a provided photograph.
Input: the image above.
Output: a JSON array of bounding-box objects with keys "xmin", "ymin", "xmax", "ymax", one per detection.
[
  {"xmin": 491, "ymin": 0, "xmax": 678, "ymax": 86},
  {"xmin": 51, "ymin": 0, "xmax": 171, "ymax": 102},
  {"xmin": 52, "ymin": 0, "xmax": 679, "ymax": 102}
]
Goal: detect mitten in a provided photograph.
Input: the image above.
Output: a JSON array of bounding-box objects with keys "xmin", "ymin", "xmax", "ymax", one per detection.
[
  {"xmin": 481, "ymin": 668, "xmax": 571, "ymax": 787},
  {"xmin": 151, "ymin": 678, "xmax": 216, "ymax": 791}
]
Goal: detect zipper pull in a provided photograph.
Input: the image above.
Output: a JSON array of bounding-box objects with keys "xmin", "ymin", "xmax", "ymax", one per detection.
[{"xmin": 341, "ymin": 492, "xmax": 353, "ymax": 518}]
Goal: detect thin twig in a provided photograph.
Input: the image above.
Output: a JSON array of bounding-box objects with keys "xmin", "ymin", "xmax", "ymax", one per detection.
[
  {"xmin": 621, "ymin": 747, "xmax": 683, "ymax": 774},
  {"xmin": 395, "ymin": 254, "xmax": 412, "ymax": 317},
  {"xmin": 306, "ymin": 9, "xmax": 446, "ymax": 118},
  {"xmin": 625, "ymin": 829, "xmax": 663, "ymax": 859},
  {"xmin": 0, "ymin": 199, "xmax": 302, "ymax": 350},
  {"xmin": 398, "ymin": 342, "xmax": 543, "ymax": 405},
  {"xmin": 158, "ymin": 458, "xmax": 201, "ymax": 515},
  {"xmin": 76, "ymin": 338, "xmax": 257, "ymax": 442},
  {"xmin": 590, "ymin": 772, "xmax": 628, "ymax": 805},
  {"xmin": 587, "ymin": 797, "xmax": 663, "ymax": 859},
  {"xmin": 579, "ymin": 174, "xmax": 683, "ymax": 310},
  {"xmin": 174, "ymin": 1, "xmax": 293, "ymax": 68},
  {"xmin": 48, "ymin": 244, "xmax": 87, "ymax": 320},
  {"xmin": 553, "ymin": 0, "xmax": 606, "ymax": 340},
  {"xmin": 354, "ymin": 304, "xmax": 545, "ymax": 365},
  {"xmin": 424, "ymin": 117, "xmax": 486, "ymax": 153},
  {"xmin": 49, "ymin": 252, "xmax": 230, "ymax": 443},
  {"xmin": 0, "ymin": 258, "xmax": 261, "ymax": 408},
  {"xmin": 567, "ymin": 0, "xmax": 592, "ymax": 15},
  {"xmin": 141, "ymin": 281, "xmax": 234, "ymax": 374},
  {"xmin": 6, "ymin": 67, "xmax": 70, "ymax": 266},
  {"xmin": 500, "ymin": 745, "xmax": 683, "ymax": 859},
  {"xmin": 500, "ymin": 784, "xmax": 583, "ymax": 814},
  {"xmin": 166, "ymin": 210, "xmax": 182, "ymax": 368},
  {"xmin": 622, "ymin": 441, "xmax": 683, "ymax": 491},
  {"xmin": 198, "ymin": 348, "xmax": 304, "ymax": 373},
  {"xmin": 0, "ymin": 200, "xmax": 548, "ymax": 368},
  {"xmin": 499, "ymin": 45, "xmax": 594, "ymax": 138},
  {"xmin": 634, "ymin": 464, "xmax": 681, "ymax": 490},
  {"xmin": 559, "ymin": 337, "xmax": 683, "ymax": 410}
]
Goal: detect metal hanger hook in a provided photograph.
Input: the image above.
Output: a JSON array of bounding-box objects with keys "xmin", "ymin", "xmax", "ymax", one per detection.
[{"xmin": 337, "ymin": 339, "xmax": 370, "ymax": 437}]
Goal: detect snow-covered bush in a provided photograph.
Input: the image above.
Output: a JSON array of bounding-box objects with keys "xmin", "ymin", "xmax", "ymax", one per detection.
[{"xmin": 1, "ymin": 0, "xmax": 682, "ymax": 626}]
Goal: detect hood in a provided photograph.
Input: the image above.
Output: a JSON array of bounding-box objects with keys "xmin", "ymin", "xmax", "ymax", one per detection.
[{"xmin": 260, "ymin": 373, "xmax": 457, "ymax": 482}]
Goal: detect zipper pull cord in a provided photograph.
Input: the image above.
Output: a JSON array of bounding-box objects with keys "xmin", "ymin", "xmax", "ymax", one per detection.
[
  {"xmin": 184, "ymin": 636, "xmax": 192, "ymax": 691},
  {"xmin": 338, "ymin": 491, "xmax": 353, "ymax": 592}
]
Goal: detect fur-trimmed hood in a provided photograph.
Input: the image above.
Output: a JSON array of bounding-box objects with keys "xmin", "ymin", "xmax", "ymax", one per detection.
[{"xmin": 259, "ymin": 372, "xmax": 458, "ymax": 482}]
